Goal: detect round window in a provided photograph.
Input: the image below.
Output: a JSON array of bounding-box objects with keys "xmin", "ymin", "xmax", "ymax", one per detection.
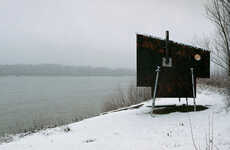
[{"xmin": 194, "ymin": 54, "xmax": 201, "ymax": 61}]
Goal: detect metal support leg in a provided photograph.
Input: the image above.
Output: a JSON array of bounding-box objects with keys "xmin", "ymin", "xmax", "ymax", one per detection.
[
  {"xmin": 190, "ymin": 68, "xmax": 196, "ymax": 112},
  {"xmin": 152, "ymin": 66, "xmax": 160, "ymax": 111},
  {"xmin": 186, "ymin": 98, "xmax": 188, "ymax": 106}
]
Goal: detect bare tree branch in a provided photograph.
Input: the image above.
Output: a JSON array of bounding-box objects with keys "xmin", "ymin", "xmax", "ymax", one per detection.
[{"xmin": 205, "ymin": 0, "xmax": 230, "ymax": 75}]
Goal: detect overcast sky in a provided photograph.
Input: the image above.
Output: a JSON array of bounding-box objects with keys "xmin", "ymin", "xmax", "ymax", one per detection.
[{"xmin": 0, "ymin": 0, "xmax": 214, "ymax": 69}]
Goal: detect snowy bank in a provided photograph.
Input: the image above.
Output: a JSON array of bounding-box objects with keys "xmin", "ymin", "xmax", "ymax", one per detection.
[{"xmin": 0, "ymin": 86, "xmax": 230, "ymax": 150}]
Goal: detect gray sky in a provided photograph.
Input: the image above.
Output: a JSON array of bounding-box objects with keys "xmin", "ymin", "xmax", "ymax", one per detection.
[{"xmin": 0, "ymin": 0, "xmax": 214, "ymax": 69}]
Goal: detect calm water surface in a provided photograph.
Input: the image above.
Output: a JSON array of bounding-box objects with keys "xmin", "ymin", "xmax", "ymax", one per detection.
[{"xmin": 0, "ymin": 76, "xmax": 135, "ymax": 135}]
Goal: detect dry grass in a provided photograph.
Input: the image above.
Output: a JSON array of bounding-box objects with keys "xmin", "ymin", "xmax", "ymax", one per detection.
[
  {"xmin": 197, "ymin": 77, "xmax": 230, "ymax": 89},
  {"xmin": 198, "ymin": 76, "xmax": 230, "ymax": 111},
  {"xmin": 102, "ymin": 83, "xmax": 151, "ymax": 112},
  {"xmin": 0, "ymin": 116, "xmax": 85, "ymax": 144},
  {"xmin": 190, "ymin": 114, "xmax": 219, "ymax": 150}
]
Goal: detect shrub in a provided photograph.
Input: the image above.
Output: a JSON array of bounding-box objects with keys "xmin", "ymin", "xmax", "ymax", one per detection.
[
  {"xmin": 198, "ymin": 77, "xmax": 230, "ymax": 110},
  {"xmin": 197, "ymin": 77, "xmax": 230, "ymax": 89},
  {"xmin": 0, "ymin": 116, "xmax": 84, "ymax": 144},
  {"xmin": 103, "ymin": 83, "xmax": 151, "ymax": 112}
]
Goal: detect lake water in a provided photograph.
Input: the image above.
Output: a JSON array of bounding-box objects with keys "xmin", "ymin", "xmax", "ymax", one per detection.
[{"xmin": 0, "ymin": 76, "xmax": 135, "ymax": 136}]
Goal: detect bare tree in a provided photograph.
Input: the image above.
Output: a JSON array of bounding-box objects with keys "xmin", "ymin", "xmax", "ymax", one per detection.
[{"xmin": 205, "ymin": 0, "xmax": 230, "ymax": 74}]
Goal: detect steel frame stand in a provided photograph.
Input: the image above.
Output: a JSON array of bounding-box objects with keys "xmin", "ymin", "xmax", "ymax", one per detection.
[
  {"xmin": 152, "ymin": 66, "xmax": 160, "ymax": 112},
  {"xmin": 190, "ymin": 68, "xmax": 196, "ymax": 111}
]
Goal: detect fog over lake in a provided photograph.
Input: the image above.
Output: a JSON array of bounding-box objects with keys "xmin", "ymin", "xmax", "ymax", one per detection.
[{"xmin": 0, "ymin": 0, "xmax": 214, "ymax": 69}]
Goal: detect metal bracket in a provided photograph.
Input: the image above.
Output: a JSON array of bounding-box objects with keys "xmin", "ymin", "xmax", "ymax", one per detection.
[{"xmin": 162, "ymin": 57, "xmax": 172, "ymax": 67}]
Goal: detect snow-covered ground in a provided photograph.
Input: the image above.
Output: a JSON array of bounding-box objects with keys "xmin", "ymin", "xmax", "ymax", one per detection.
[{"xmin": 0, "ymin": 85, "xmax": 230, "ymax": 150}]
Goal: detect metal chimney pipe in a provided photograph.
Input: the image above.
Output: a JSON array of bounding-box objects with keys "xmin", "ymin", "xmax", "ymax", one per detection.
[{"xmin": 165, "ymin": 31, "xmax": 169, "ymax": 64}]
